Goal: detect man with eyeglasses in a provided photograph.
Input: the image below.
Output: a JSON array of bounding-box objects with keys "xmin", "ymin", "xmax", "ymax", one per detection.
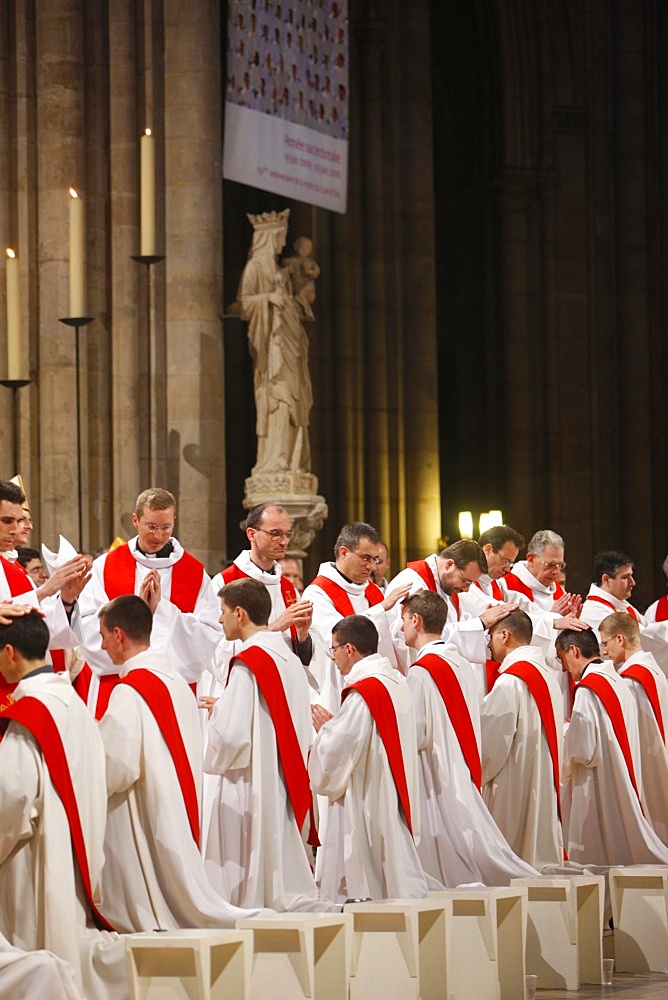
[
  {"xmin": 210, "ymin": 503, "xmax": 314, "ymax": 674},
  {"xmin": 460, "ymin": 526, "xmax": 589, "ymax": 694},
  {"xmin": 0, "ymin": 479, "xmax": 89, "ymax": 713},
  {"xmin": 309, "ymin": 615, "xmax": 428, "ymax": 903},
  {"xmin": 503, "ymin": 529, "xmax": 581, "ymax": 615},
  {"xmin": 401, "ymin": 591, "xmax": 538, "ymax": 887},
  {"xmin": 77, "ymin": 487, "xmax": 222, "ymax": 718},
  {"xmin": 383, "ymin": 539, "xmax": 517, "ymax": 693},
  {"xmin": 303, "ymin": 521, "xmax": 410, "ymax": 717}
]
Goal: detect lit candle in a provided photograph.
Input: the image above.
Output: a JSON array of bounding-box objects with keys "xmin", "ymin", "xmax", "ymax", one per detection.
[
  {"xmin": 69, "ymin": 188, "xmax": 86, "ymax": 317},
  {"xmin": 140, "ymin": 129, "xmax": 156, "ymax": 256},
  {"xmin": 5, "ymin": 249, "xmax": 21, "ymax": 380}
]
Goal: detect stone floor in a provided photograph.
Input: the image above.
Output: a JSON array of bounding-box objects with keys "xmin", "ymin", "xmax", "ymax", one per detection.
[{"xmin": 538, "ymin": 971, "xmax": 668, "ymax": 998}]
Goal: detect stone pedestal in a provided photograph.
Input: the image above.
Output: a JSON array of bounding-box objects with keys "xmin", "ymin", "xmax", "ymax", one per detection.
[{"xmin": 243, "ymin": 472, "xmax": 328, "ymax": 560}]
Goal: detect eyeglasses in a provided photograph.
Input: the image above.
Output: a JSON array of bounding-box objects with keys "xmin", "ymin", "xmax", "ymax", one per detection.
[
  {"xmin": 140, "ymin": 522, "xmax": 174, "ymax": 534},
  {"xmin": 457, "ymin": 569, "xmax": 478, "ymax": 587},
  {"xmin": 328, "ymin": 644, "xmax": 344, "ymax": 658},
  {"xmin": 255, "ymin": 528, "xmax": 294, "ymax": 541},
  {"xmin": 493, "ymin": 549, "xmax": 514, "ymax": 569},
  {"xmin": 535, "ymin": 557, "xmax": 567, "ymax": 571},
  {"xmin": 352, "ymin": 551, "xmax": 381, "ymax": 566}
]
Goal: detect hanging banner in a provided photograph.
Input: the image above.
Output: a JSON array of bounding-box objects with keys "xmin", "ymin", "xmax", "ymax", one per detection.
[{"xmin": 224, "ymin": 0, "xmax": 349, "ymax": 214}]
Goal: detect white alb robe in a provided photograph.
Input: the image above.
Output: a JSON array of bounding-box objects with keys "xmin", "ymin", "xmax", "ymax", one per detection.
[
  {"xmin": 562, "ymin": 659, "xmax": 668, "ymax": 865},
  {"xmin": 309, "ymin": 653, "xmax": 427, "ymax": 903},
  {"xmin": 204, "ymin": 630, "xmax": 322, "ymax": 911},
  {"xmin": 0, "ymin": 671, "xmax": 127, "ymax": 1000},
  {"xmin": 480, "ymin": 645, "xmax": 565, "ymax": 868},
  {"xmin": 384, "ymin": 556, "xmax": 486, "ymax": 692},
  {"xmin": 504, "ymin": 561, "xmax": 558, "ymax": 611},
  {"xmin": 98, "ymin": 648, "xmax": 270, "ymax": 931},
  {"xmin": 581, "ymin": 583, "xmax": 668, "ymax": 673},
  {"xmin": 77, "ymin": 536, "xmax": 222, "ymax": 708},
  {"xmin": 302, "ymin": 561, "xmax": 401, "ymax": 715},
  {"xmin": 619, "ymin": 651, "xmax": 668, "ymax": 845},
  {"xmin": 460, "ymin": 576, "xmax": 560, "ymax": 665},
  {"xmin": 408, "ymin": 640, "xmax": 538, "ymax": 886},
  {"xmin": 0, "ymin": 933, "xmax": 83, "ymax": 1000}
]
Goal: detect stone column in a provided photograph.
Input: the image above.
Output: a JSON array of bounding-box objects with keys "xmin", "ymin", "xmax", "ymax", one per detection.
[
  {"xmin": 35, "ymin": 0, "xmax": 87, "ymax": 546},
  {"xmin": 163, "ymin": 0, "xmax": 224, "ymax": 569},
  {"xmin": 108, "ymin": 0, "xmax": 143, "ymax": 537}
]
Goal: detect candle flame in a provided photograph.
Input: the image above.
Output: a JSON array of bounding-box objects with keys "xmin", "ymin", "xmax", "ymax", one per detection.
[
  {"xmin": 6, "ymin": 248, "xmax": 16, "ymax": 259},
  {"xmin": 145, "ymin": 128, "xmax": 152, "ymax": 136},
  {"xmin": 69, "ymin": 188, "xmax": 78, "ymax": 199}
]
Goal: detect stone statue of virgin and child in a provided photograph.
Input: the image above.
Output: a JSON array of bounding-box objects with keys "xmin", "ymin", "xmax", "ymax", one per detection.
[{"xmin": 236, "ymin": 208, "xmax": 319, "ymax": 480}]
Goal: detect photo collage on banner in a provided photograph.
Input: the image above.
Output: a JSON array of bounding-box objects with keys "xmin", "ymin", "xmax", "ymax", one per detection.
[{"xmin": 224, "ymin": 0, "xmax": 349, "ymax": 213}]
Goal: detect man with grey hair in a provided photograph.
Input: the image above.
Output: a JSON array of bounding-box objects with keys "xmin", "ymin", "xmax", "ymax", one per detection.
[
  {"xmin": 503, "ymin": 529, "xmax": 581, "ymax": 616},
  {"xmin": 77, "ymin": 487, "xmax": 222, "ymax": 718}
]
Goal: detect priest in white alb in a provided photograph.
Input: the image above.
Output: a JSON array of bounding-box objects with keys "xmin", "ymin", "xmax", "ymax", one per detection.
[
  {"xmin": 0, "ymin": 610, "xmax": 127, "ymax": 1000},
  {"xmin": 556, "ymin": 627, "xmax": 668, "ymax": 866},
  {"xmin": 204, "ymin": 578, "xmax": 326, "ymax": 911},
  {"xmin": 309, "ymin": 615, "xmax": 428, "ymax": 903},
  {"xmin": 97, "ymin": 595, "xmax": 271, "ymax": 931},
  {"xmin": 480, "ymin": 609, "xmax": 565, "ymax": 868},
  {"xmin": 402, "ymin": 591, "xmax": 538, "ymax": 886}
]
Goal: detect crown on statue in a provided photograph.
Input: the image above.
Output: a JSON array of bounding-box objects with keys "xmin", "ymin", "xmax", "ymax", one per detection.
[{"xmin": 247, "ymin": 208, "xmax": 290, "ymax": 231}]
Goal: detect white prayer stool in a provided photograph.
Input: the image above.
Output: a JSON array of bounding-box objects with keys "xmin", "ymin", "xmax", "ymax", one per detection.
[
  {"xmin": 235, "ymin": 912, "xmax": 351, "ymax": 1000},
  {"xmin": 126, "ymin": 928, "xmax": 252, "ymax": 1000},
  {"xmin": 429, "ymin": 887, "xmax": 527, "ymax": 1000},
  {"xmin": 511, "ymin": 875, "xmax": 605, "ymax": 989},
  {"xmin": 343, "ymin": 898, "xmax": 448, "ymax": 1000},
  {"xmin": 609, "ymin": 865, "xmax": 668, "ymax": 973}
]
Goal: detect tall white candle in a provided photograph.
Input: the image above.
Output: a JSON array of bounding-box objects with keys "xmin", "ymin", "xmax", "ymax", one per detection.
[
  {"xmin": 69, "ymin": 188, "xmax": 86, "ymax": 317},
  {"xmin": 140, "ymin": 129, "xmax": 156, "ymax": 256},
  {"xmin": 5, "ymin": 249, "xmax": 21, "ymax": 380}
]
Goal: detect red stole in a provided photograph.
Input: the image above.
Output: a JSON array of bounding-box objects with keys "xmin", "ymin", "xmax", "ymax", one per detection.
[
  {"xmin": 95, "ymin": 545, "xmax": 204, "ymax": 718},
  {"xmin": 474, "ymin": 581, "xmax": 503, "ymax": 688},
  {"xmin": 414, "ymin": 652, "xmax": 482, "ymax": 790},
  {"xmin": 310, "ymin": 575, "xmax": 384, "ymax": 617},
  {"xmin": 655, "ymin": 595, "xmax": 668, "ymax": 622},
  {"xmin": 0, "ymin": 556, "xmax": 37, "ymax": 713},
  {"xmin": 103, "ymin": 543, "xmax": 204, "ymax": 610},
  {"xmin": 503, "ymin": 660, "xmax": 563, "ymax": 823},
  {"xmin": 120, "ymin": 669, "xmax": 200, "ymax": 846},
  {"xmin": 503, "ymin": 571, "xmax": 565, "ymax": 604},
  {"xmin": 223, "ymin": 561, "xmax": 299, "ymax": 647},
  {"xmin": 621, "ymin": 662, "xmax": 666, "ymax": 743},
  {"xmin": 577, "ymin": 671, "xmax": 641, "ymax": 802},
  {"xmin": 586, "ymin": 594, "xmax": 639, "ymax": 621},
  {"xmin": 342, "ymin": 677, "xmax": 413, "ymax": 835},
  {"xmin": 475, "ymin": 578, "xmax": 504, "ymax": 602},
  {"xmin": 1, "ymin": 696, "xmax": 115, "ymax": 931},
  {"xmin": 230, "ymin": 645, "xmax": 315, "ymax": 840},
  {"xmin": 406, "ymin": 560, "xmax": 437, "ymax": 592}
]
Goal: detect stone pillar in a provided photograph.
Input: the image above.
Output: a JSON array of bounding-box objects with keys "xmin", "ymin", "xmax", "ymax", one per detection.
[
  {"xmin": 163, "ymin": 0, "xmax": 224, "ymax": 569},
  {"xmin": 35, "ymin": 0, "xmax": 87, "ymax": 546},
  {"xmin": 108, "ymin": 0, "xmax": 143, "ymax": 537}
]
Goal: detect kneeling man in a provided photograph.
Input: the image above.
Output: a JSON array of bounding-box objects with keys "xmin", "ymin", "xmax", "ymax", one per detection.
[
  {"xmin": 97, "ymin": 595, "xmax": 270, "ymax": 931},
  {"xmin": 204, "ymin": 578, "xmax": 324, "ymax": 911},
  {"xmin": 309, "ymin": 615, "xmax": 427, "ymax": 903}
]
